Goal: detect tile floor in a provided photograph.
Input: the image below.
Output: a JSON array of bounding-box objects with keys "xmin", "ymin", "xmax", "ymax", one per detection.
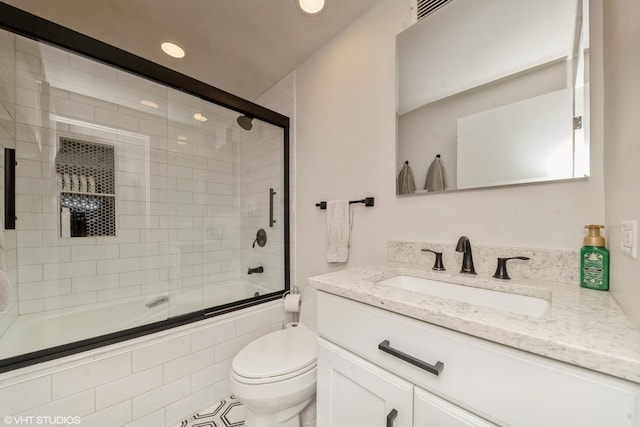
[{"xmin": 176, "ymin": 395, "xmax": 246, "ymax": 427}]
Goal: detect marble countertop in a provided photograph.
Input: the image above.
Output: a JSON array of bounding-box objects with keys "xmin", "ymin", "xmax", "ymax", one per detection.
[{"xmin": 307, "ymin": 262, "xmax": 640, "ymax": 384}]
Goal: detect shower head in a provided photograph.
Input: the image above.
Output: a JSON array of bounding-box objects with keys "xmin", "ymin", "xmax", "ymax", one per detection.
[{"xmin": 237, "ymin": 115, "xmax": 253, "ymax": 131}]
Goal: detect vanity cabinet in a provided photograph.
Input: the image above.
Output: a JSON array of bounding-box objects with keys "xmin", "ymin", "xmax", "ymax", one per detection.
[
  {"xmin": 316, "ymin": 291, "xmax": 640, "ymax": 427},
  {"xmin": 318, "ymin": 338, "xmax": 495, "ymax": 426}
]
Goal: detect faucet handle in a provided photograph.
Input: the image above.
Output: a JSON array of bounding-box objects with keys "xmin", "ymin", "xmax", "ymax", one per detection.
[
  {"xmin": 421, "ymin": 249, "xmax": 446, "ymax": 271},
  {"xmin": 493, "ymin": 256, "xmax": 530, "ymax": 280}
]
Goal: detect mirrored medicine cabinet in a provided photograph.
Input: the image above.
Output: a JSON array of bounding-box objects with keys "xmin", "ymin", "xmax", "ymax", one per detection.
[{"xmin": 396, "ymin": 0, "xmax": 590, "ymax": 195}]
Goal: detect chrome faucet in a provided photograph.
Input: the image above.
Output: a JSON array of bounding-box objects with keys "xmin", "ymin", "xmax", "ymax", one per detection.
[{"xmin": 455, "ymin": 236, "xmax": 476, "ymax": 275}]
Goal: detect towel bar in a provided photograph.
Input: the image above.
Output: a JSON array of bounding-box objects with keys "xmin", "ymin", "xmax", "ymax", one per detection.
[{"xmin": 315, "ymin": 197, "xmax": 374, "ymax": 210}]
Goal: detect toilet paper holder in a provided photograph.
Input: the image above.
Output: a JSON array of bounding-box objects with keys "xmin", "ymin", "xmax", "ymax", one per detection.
[
  {"xmin": 283, "ymin": 286, "xmax": 301, "ymax": 323},
  {"xmin": 282, "ymin": 286, "xmax": 300, "ymax": 298}
]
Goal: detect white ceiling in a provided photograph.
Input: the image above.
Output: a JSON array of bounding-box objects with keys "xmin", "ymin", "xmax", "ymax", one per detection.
[{"xmin": 3, "ymin": 0, "xmax": 382, "ymax": 101}]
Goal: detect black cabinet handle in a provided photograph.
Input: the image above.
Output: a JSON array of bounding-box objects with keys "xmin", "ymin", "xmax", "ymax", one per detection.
[
  {"xmin": 386, "ymin": 409, "xmax": 398, "ymax": 427},
  {"xmin": 378, "ymin": 340, "xmax": 444, "ymax": 376}
]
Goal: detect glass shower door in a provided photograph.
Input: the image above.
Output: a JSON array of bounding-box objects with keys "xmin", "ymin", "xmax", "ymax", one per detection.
[
  {"xmin": 238, "ymin": 117, "xmax": 286, "ymax": 300},
  {"xmin": 165, "ymin": 88, "xmax": 287, "ymax": 318},
  {"xmin": 0, "ymin": 14, "xmax": 289, "ymax": 369}
]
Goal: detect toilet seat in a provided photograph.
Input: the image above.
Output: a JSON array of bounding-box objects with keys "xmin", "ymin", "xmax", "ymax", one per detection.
[{"xmin": 232, "ymin": 324, "xmax": 317, "ymax": 385}]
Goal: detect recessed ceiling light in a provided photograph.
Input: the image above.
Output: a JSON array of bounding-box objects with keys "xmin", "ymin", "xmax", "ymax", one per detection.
[
  {"xmin": 193, "ymin": 113, "xmax": 208, "ymax": 122},
  {"xmin": 140, "ymin": 100, "xmax": 159, "ymax": 109},
  {"xmin": 177, "ymin": 136, "xmax": 188, "ymax": 145},
  {"xmin": 297, "ymin": 0, "xmax": 326, "ymax": 15},
  {"xmin": 161, "ymin": 42, "xmax": 185, "ymax": 58}
]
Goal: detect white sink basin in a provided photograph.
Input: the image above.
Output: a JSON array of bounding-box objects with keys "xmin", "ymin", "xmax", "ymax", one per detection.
[{"xmin": 376, "ymin": 275, "xmax": 550, "ymax": 318}]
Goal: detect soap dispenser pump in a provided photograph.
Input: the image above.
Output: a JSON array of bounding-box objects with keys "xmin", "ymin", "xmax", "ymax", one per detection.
[{"xmin": 580, "ymin": 225, "xmax": 609, "ymax": 291}]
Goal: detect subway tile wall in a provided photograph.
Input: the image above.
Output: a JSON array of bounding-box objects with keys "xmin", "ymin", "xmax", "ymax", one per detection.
[
  {"xmin": 0, "ymin": 300, "xmax": 290, "ymax": 427},
  {"xmin": 0, "ymin": 29, "xmax": 19, "ymax": 335},
  {"xmin": 5, "ymin": 32, "xmax": 288, "ymax": 316}
]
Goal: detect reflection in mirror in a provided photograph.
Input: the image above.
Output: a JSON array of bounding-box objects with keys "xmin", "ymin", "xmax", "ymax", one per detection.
[{"xmin": 396, "ymin": 0, "xmax": 589, "ymax": 195}]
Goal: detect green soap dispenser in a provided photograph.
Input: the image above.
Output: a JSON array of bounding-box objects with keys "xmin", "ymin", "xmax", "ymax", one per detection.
[{"xmin": 580, "ymin": 225, "xmax": 610, "ymax": 291}]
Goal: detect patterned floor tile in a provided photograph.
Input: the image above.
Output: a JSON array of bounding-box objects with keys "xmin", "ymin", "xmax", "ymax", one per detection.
[{"xmin": 176, "ymin": 395, "xmax": 245, "ymax": 427}]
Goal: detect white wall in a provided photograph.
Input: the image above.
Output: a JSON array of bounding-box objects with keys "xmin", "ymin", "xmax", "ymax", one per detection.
[
  {"xmin": 603, "ymin": 0, "xmax": 640, "ymax": 329},
  {"xmin": 295, "ymin": 0, "xmax": 605, "ymax": 282}
]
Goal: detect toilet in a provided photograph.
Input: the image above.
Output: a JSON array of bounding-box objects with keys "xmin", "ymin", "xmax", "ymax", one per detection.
[{"xmin": 230, "ymin": 291, "xmax": 318, "ymax": 427}]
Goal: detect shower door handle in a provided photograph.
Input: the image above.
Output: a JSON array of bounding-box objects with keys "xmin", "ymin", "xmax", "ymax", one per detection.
[
  {"xmin": 269, "ymin": 188, "xmax": 276, "ymax": 227},
  {"xmin": 4, "ymin": 148, "xmax": 16, "ymax": 229}
]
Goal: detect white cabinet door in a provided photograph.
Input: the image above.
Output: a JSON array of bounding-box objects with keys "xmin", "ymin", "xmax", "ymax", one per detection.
[
  {"xmin": 414, "ymin": 387, "xmax": 498, "ymax": 427},
  {"xmin": 318, "ymin": 338, "xmax": 413, "ymax": 427}
]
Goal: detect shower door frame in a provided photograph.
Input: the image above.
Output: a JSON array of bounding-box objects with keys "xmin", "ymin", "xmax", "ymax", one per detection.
[{"xmin": 0, "ymin": 3, "xmax": 291, "ymax": 373}]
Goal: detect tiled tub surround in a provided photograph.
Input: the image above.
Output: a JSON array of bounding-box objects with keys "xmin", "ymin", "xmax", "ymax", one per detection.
[
  {"xmin": 0, "ymin": 30, "xmax": 288, "ymax": 359},
  {"xmin": 307, "ymin": 241, "xmax": 640, "ymax": 384},
  {"xmin": 0, "ymin": 300, "xmax": 290, "ymax": 427}
]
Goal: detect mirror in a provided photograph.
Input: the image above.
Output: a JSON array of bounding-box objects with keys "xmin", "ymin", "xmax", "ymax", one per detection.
[{"xmin": 396, "ymin": 0, "xmax": 589, "ymax": 195}]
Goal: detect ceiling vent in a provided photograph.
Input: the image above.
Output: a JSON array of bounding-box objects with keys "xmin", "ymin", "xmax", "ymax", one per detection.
[{"xmin": 415, "ymin": 0, "xmax": 453, "ymax": 22}]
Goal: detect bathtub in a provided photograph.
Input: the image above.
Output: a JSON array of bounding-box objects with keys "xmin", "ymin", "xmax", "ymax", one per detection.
[{"xmin": 0, "ymin": 279, "xmax": 271, "ymax": 360}]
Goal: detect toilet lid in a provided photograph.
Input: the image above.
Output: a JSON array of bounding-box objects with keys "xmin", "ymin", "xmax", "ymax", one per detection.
[{"xmin": 232, "ymin": 324, "xmax": 317, "ymax": 380}]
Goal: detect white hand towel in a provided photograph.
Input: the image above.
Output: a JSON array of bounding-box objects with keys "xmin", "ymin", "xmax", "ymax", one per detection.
[
  {"xmin": 326, "ymin": 200, "xmax": 352, "ymax": 263},
  {"xmin": 0, "ymin": 226, "xmax": 11, "ymax": 313}
]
